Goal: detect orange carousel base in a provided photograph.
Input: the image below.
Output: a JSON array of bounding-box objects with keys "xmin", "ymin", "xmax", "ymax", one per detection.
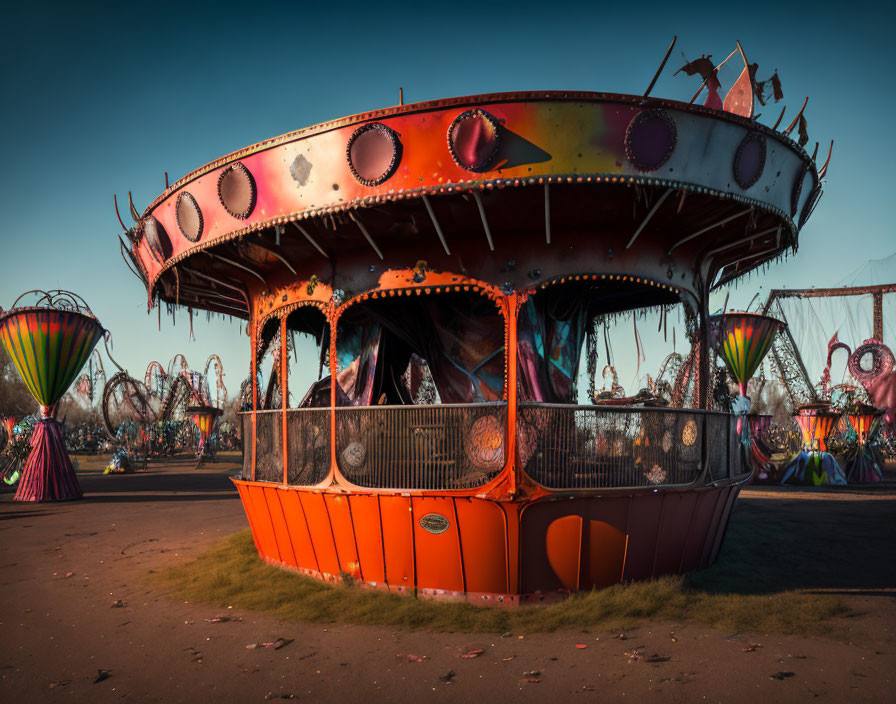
[{"xmin": 233, "ymin": 480, "xmax": 739, "ymax": 605}]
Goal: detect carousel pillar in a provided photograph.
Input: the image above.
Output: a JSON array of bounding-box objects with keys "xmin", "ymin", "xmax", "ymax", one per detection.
[
  {"xmin": 250, "ymin": 316, "xmax": 258, "ymax": 481},
  {"xmin": 329, "ymin": 305, "xmax": 338, "ymax": 483},
  {"xmin": 505, "ymin": 292, "xmax": 520, "ymax": 497},
  {"xmin": 281, "ymin": 316, "xmax": 288, "ymax": 485},
  {"xmin": 698, "ymin": 288, "xmax": 711, "ymax": 410},
  {"xmin": 697, "ymin": 287, "xmax": 712, "ymax": 486}
]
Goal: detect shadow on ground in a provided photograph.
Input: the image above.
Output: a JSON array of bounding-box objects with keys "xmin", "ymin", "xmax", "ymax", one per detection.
[{"xmin": 688, "ymin": 489, "xmax": 896, "ymax": 595}]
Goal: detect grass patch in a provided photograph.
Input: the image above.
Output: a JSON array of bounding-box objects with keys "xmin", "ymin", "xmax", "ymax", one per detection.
[{"xmin": 149, "ymin": 530, "xmax": 849, "ymax": 636}]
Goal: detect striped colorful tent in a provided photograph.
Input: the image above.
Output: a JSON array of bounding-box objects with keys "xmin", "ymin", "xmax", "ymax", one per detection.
[
  {"xmin": 711, "ymin": 312, "xmax": 784, "ymax": 396},
  {"xmin": 0, "ymin": 303, "xmax": 104, "ymax": 501}
]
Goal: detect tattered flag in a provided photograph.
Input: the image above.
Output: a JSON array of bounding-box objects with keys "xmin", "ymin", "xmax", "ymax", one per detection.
[
  {"xmin": 723, "ymin": 64, "xmax": 754, "ymax": 117},
  {"xmin": 675, "ymin": 55, "xmax": 722, "ymax": 91},
  {"xmin": 798, "ymin": 113, "xmax": 809, "ymax": 147}
]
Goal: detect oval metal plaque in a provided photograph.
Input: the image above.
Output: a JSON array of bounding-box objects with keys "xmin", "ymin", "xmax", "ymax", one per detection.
[{"xmin": 419, "ymin": 513, "xmax": 450, "ymax": 535}]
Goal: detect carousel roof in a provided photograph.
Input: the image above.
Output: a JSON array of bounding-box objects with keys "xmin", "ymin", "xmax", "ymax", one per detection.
[{"xmin": 120, "ymin": 90, "xmax": 824, "ymax": 318}]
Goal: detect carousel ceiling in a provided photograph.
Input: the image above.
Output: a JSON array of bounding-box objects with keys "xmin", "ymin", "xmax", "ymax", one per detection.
[{"xmin": 119, "ymin": 91, "xmax": 823, "ymax": 317}]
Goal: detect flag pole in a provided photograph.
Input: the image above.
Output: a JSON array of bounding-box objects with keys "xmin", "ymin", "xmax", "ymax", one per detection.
[{"xmin": 644, "ymin": 35, "xmax": 677, "ymax": 97}]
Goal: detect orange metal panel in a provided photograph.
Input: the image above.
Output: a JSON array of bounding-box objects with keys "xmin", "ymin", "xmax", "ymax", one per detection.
[
  {"xmin": 520, "ymin": 501, "xmax": 592, "ymax": 593},
  {"xmin": 297, "ymin": 492, "xmax": 341, "ymax": 577},
  {"xmin": 234, "ymin": 482, "xmax": 262, "ymax": 553},
  {"xmin": 324, "ymin": 494, "xmax": 362, "ymax": 578},
  {"xmin": 263, "ymin": 487, "xmax": 298, "ymax": 567},
  {"xmin": 520, "ymin": 502, "xmax": 564, "ymax": 593},
  {"xmin": 378, "ymin": 496, "xmax": 415, "ymax": 591},
  {"xmin": 455, "ymin": 499, "xmax": 508, "ymax": 595},
  {"xmin": 347, "ymin": 495, "xmax": 386, "ymax": 585},
  {"xmin": 679, "ymin": 489, "xmax": 721, "ymax": 572},
  {"xmin": 585, "ymin": 498, "xmax": 630, "ymax": 589},
  {"xmin": 412, "ymin": 497, "xmax": 465, "ymax": 593},
  {"xmin": 277, "ymin": 489, "xmax": 320, "ymax": 573},
  {"xmin": 245, "ymin": 484, "xmax": 282, "ymax": 563},
  {"xmin": 653, "ymin": 492, "xmax": 698, "ymax": 576},
  {"xmin": 501, "ymin": 502, "xmax": 520, "ymax": 595},
  {"xmin": 621, "ymin": 494, "xmax": 663, "ymax": 581},
  {"xmin": 700, "ymin": 487, "xmax": 731, "ymax": 568},
  {"xmin": 545, "ymin": 514, "xmax": 583, "ymax": 590},
  {"xmin": 709, "ymin": 486, "xmax": 740, "ymax": 564}
]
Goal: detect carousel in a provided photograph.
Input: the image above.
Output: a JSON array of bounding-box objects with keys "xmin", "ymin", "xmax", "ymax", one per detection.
[{"xmin": 119, "ymin": 45, "xmax": 828, "ymax": 602}]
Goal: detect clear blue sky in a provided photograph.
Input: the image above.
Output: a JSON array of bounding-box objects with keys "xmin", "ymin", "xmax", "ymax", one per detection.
[{"xmin": 1, "ymin": 1, "xmax": 893, "ymax": 397}]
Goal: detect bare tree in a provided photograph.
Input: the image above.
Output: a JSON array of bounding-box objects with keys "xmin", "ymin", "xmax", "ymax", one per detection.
[{"xmin": 0, "ymin": 346, "xmax": 36, "ymax": 417}]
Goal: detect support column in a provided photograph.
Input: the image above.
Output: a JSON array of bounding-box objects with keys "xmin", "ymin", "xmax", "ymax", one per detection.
[
  {"xmin": 329, "ymin": 305, "xmax": 338, "ymax": 483},
  {"xmin": 281, "ymin": 316, "xmax": 289, "ymax": 485},
  {"xmin": 698, "ymin": 282, "xmax": 712, "ymax": 485},
  {"xmin": 505, "ymin": 293, "xmax": 520, "ymax": 496},
  {"xmin": 250, "ymin": 316, "xmax": 258, "ymax": 481}
]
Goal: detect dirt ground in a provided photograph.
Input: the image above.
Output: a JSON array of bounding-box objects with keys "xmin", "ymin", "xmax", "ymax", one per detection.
[{"xmin": 1, "ymin": 455, "xmax": 893, "ymax": 703}]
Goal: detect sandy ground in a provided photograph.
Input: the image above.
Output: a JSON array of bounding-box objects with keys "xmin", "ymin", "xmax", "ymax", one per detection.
[{"xmin": 0, "ymin": 455, "xmax": 894, "ymax": 703}]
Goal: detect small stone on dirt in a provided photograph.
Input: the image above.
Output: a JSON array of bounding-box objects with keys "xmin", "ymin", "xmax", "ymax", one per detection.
[{"xmin": 770, "ymin": 671, "xmax": 795, "ymax": 681}]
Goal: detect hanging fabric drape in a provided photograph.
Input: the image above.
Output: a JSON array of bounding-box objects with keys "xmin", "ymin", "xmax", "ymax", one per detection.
[
  {"xmin": 335, "ymin": 294, "xmax": 504, "ymax": 406},
  {"xmin": 517, "ymin": 290, "xmax": 590, "ymax": 403}
]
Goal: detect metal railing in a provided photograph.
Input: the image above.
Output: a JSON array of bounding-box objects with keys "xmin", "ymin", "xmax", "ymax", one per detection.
[
  {"xmin": 335, "ymin": 403, "xmax": 507, "ymax": 489},
  {"xmin": 243, "ymin": 409, "xmax": 331, "ymax": 485},
  {"xmin": 242, "ymin": 402, "xmax": 741, "ymax": 491},
  {"xmin": 517, "ymin": 403, "xmax": 733, "ymax": 490},
  {"xmin": 286, "ymin": 409, "xmax": 331, "ymax": 486},
  {"xmin": 253, "ymin": 410, "xmax": 282, "ymax": 483},
  {"xmin": 241, "ymin": 413, "xmax": 252, "ymax": 480}
]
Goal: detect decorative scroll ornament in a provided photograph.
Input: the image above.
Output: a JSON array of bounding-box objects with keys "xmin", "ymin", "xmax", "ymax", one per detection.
[
  {"xmin": 464, "ymin": 414, "xmax": 504, "ymax": 471},
  {"xmin": 341, "ymin": 440, "xmax": 366, "ymax": 470},
  {"xmin": 681, "ymin": 419, "xmax": 698, "ymax": 446}
]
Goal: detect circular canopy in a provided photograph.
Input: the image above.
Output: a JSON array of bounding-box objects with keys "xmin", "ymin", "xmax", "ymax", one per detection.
[{"xmin": 124, "ymin": 92, "xmax": 821, "ymax": 318}]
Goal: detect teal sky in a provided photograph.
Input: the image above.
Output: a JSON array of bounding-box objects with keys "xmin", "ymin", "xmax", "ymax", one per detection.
[{"xmin": 1, "ymin": 1, "xmax": 893, "ymax": 398}]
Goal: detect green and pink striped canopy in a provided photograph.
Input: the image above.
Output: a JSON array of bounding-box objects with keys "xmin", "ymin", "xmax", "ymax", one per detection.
[
  {"xmin": 711, "ymin": 312, "xmax": 784, "ymax": 395},
  {"xmin": 0, "ymin": 308, "xmax": 104, "ymax": 407}
]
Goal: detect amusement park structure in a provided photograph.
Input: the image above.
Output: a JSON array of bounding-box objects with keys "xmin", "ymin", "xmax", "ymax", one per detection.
[
  {"xmin": 101, "ymin": 354, "xmax": 229, "ymax": 463},
  {"xmin": 762, "ymin": 283, "xmax": 895, "ymax": 430},
  {"xmin": 118, "ymin": 39, "xmax": 832, "ymax": 600},
  {"xmin": 0, "ymin": 291, "xmax": 105, "ymax": 501}
]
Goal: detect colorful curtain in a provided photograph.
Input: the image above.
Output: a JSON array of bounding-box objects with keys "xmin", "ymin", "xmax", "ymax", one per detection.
[
  {"xmin": 517, "ymin": 292, "xmax": 590, "ymax": 403},
  {"xmin": 335, "ymin": 295, "xmax": 504, "ymax": 406}
]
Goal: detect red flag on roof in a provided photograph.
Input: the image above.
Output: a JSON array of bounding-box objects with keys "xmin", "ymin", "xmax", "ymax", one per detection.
[
  {"xmin": 723, "ymin": 42, "xmax": 754, "ymax": 118},
  {"xmin": 704, "ymin": 82, "xmax": 723, "ymax": 110}
]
